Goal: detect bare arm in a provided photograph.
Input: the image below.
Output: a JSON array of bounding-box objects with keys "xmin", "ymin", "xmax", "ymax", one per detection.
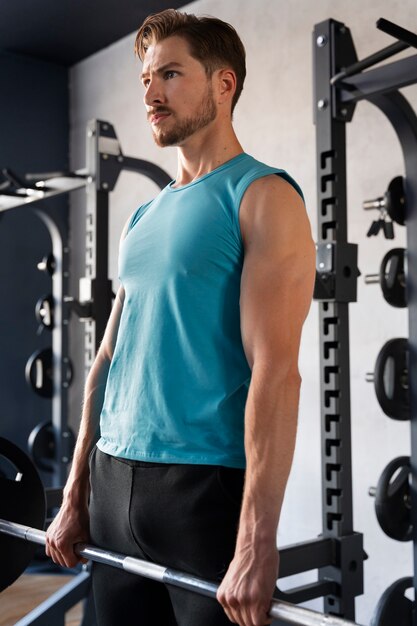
[
  {"xmin": 46, "ymin": 217, "xmax": 131, "ymax": 567},
  {"xmin": 217, "ymin": 176, "xmax": 316, "ymax": 626},
  {"xmin": 62, "ymin": 284, "xmax": 125, "ymax": 510}
]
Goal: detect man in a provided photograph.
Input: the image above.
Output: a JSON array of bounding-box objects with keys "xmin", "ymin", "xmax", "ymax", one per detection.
[{"xmin": 46, "ymin": 9, "xmax": 316, "ymax": 626}]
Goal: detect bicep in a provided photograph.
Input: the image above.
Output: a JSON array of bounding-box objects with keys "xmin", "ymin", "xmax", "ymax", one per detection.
[{"xmin": 239, "ymin": 178, "xmax": 316, "ymax": 374}]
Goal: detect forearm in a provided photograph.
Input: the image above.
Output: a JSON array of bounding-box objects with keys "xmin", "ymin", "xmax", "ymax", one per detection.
[
  {"xmin": 63, "ymin": 350, "xmax": 111, "ymax": 508},
  {"xmin": 236, "ymin": 365, "xmax": 301, "ymax": 551}
]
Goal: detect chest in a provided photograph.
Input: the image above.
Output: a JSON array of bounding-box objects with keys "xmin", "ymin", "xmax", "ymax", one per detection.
[{"xmin": 119, "ymin": 191, "xmax": 243, "ymax": 286}]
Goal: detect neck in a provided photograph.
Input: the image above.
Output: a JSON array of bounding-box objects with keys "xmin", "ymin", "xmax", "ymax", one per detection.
[{"xmin": 173, "ymin": 123, "xmax": 244, "ymax": 188}]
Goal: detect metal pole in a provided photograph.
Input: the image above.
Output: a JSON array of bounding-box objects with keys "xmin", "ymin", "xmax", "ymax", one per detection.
[
  {"xmin": 313, "ymin": 19, "xmax": 364, "ymax": 618},
  {"xmin": 330, "ymin": 40, "xmax": 407, "ymax": 85},
  {"xmin": 0, "ymin": 519, "xmax": 363, "ymax": 626}
]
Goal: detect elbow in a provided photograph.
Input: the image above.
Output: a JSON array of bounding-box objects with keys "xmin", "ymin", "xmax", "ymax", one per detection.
[
  {"xmin": 286, "ymin": 369, "xmax": 302, "ymax": 389},
  {"xmin": 252, "ymin": 359, "xmax": 302, "ymax": 387}
]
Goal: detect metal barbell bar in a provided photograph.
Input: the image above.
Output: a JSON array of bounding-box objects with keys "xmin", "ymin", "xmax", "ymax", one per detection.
[{"xmin": 0, "ymin": 518, "xmax": 363, "ymax": 626}]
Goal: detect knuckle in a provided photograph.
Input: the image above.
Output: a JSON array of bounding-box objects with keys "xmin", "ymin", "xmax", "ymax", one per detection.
[
  {"xmin": 236, "ymin": 590, "xmax": 251, "ymax": 606},
  {"xmin": 216, "ymin": 586, "xmax": 225, "ymax": 601},
  {"xmin": 225, "ymin": 592, "xmax": 239, "ymax": 608}
]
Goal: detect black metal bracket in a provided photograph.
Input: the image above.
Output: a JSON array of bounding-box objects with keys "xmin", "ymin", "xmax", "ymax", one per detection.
[{"xmin": 314, "ymin": 242, "xmax": 360, "ymax": 302}]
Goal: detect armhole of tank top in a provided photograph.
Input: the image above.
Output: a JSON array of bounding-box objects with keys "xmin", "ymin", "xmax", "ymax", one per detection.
[
  {"xmin": 128, "ymin": 198, "xmax": 156, "ymax": 233},
  {"xmin": 274, "ymin": 171, "xmax": 305, "ymax": 204},
  {"xmin": 234, "ymin": 169, "xmax": 305, "ymax": 246},
  {"xmin": 127, "ymin": 204, "xmax": 145, "ymax": 233}
]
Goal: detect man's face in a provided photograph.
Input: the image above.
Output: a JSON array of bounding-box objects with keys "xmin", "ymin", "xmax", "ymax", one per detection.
[{"xmin": 141, "ymin": 36, "xmax": 217, "ymax": 147}]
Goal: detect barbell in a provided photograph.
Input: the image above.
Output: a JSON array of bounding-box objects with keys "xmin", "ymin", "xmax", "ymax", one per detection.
[
  {"xmin": 0, "ymin": 437, "xmax": 363, "ymax": 626},
  {"xmin": 0, "ymin": 518, "xmax": 364, "ymax": 626}
]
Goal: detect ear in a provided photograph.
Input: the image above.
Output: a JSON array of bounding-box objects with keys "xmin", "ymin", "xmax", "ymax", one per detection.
[{"xmin": 215, "ymin": 68, "xmax": 237, "ymax": 108}]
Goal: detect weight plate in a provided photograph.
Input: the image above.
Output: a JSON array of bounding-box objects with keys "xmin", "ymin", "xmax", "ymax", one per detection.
[
  {"xmin": 28, "ymin": 421, "xmax": 55, "ymax": 473},
  {"xmin": 375, "ymin": 456, "xmax": 411, "ymax": 541},
  {"xmin": 28, "ymin": 420, "xmax": 75, "ymax": 473},
  {"xmin": 386, "ymin": 177, "xmax": 405, "ymax": 226},
  {"xmin": 371, "ymin": 576, "xmax": 413, "ymax": 626},
  {"xmin": 380, "ymin": 248, "xmax": 407, "ymax": 308},
  {"xmin": 374, "ymin": 338, "xmax": 409, "ymax": 420},
  {"xmin": 0, "ymin": 437, "xmax": 46, "ymax": 591},
  {"xmin": 25, "ymin": 348, "xmax": 53, "ymax": 398}
]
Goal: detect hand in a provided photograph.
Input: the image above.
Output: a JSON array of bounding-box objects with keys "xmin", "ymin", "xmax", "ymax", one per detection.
[
  {"xmin": 216, "ymin": 544, "xmax": 279, "ymax": 626},
  {"xmin": 45, "ymin": 502, "xmax": 90, "ymax": 569}
]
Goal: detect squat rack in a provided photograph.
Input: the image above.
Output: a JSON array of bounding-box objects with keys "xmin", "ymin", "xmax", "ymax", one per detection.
[
  {"xmin": 0, "ymin": 120, "xmax": 171, "ymax": 488},
  {"xmin": 313, "ymin": 15, "xmax": 417, "ymax": 622}
]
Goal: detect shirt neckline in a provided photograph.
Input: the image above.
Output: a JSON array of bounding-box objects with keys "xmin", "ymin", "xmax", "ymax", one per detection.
[{"xmin": 166, "ymin": 152, "xmax": 248, "ymax": 192}]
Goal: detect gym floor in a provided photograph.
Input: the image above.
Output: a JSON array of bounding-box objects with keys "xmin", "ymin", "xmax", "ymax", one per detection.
[{"xmin": 0, "ymin": 574, "xmax": 83, "ymax": 626}]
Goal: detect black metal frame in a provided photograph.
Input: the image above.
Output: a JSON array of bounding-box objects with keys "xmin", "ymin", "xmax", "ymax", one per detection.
[{"xmin": 313, "ymin": 16, "xmax": 417, "ymax": 622}]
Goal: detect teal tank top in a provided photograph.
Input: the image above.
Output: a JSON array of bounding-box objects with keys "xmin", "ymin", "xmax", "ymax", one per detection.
[{"xmin": 97, "ymin": 153, "xmax": 304, "ymax": 468}]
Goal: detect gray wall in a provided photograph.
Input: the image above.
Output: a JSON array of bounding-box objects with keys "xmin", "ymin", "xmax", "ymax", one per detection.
[{"xmin": 68, "ymin": 0, "xmax": 417, "ymax": 622}]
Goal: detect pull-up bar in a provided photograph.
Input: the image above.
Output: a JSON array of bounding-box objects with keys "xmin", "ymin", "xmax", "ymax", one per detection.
[{"xmin": 331, "ymin": 18, "xmax": 417, "ymax": 85}]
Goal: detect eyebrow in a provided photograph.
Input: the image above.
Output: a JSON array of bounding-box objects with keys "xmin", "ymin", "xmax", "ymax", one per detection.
[{"xmin": 140, "ymin": 62, "xmax": 184, "ymax": 81}]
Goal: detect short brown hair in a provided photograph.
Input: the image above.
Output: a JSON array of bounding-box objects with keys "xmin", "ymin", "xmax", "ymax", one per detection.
[{"xmin": 134, "ymin": 9, "xmax": 246, "ymax": 114}]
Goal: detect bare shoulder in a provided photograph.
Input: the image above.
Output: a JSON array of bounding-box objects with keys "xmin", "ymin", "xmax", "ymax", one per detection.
[{"xmin": 239, "ymin": 174, "xmax": 309, "ymax": 250}]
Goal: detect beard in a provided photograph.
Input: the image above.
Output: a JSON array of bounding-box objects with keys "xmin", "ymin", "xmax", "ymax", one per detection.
[{"xmin": 151, "ymin": 83, "xmax": 217, "ymax": 147}]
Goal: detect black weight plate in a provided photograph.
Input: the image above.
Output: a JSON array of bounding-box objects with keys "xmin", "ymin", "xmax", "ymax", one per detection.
[
  {"xmin": 28, "ymin": 420, "xmax": 76, "ymax": 473},
  {"xmin": 380, "ymin": 248, "xmax": 407, "ymax": 308},
  {"xmin": 371, "ymin": 577, "xmax": 413, "ymax": 626},
  {"xmin": 0, "ymin": 437, "xmax": 46, "ymax": 591},
  {"xmin": 386, "ymin": 177, "xmax": 406, "ymax": 226},
  {"xmin": 374, "ymin": 338, "xmax": 409, "ymax": 420},
  {"xmin": 28, "ymin": 420, "xmax": 56, "ymax": 473},
  {"xmin": 375, "ymin": 456, "xmax": 411, "ymax": 541},
  {"xmin": 25, "ymin": 347, "xmax": 53, "ymax": 398}
]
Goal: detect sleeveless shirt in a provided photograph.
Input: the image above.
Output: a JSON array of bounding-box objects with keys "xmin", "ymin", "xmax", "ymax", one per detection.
[{"xmin": 97, "ymin": 152, "xmax": 304, "ymax": 468}]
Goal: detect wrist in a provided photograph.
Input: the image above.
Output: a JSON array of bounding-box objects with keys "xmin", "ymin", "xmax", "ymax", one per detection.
[
  {"xmin": 63, "ymin": 475, "xmax": 90, "ymax": 509},
  {"xmin": 235, "ymin": 520, "xmax": 278, "ymax": 552}
]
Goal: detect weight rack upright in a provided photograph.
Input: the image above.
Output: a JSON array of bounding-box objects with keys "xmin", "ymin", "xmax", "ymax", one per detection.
[{"xmin": 313, "ymin": 16, "xmax": 417, "ymax": 622}]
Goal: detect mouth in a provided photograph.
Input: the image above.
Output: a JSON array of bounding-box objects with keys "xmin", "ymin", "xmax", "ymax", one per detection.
[{"xmin": 150, "ymin": 113, "xmax": 171, "ymax": 125}]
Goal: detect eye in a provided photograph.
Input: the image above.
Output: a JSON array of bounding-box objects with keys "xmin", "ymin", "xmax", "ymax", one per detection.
[
  {"xmin": 164, "ymin": 70, "xmax": 177, "ymax": 80},
  {"xmin": 142, "ymin": 78, "xmax": 150, "ymax": 88}
]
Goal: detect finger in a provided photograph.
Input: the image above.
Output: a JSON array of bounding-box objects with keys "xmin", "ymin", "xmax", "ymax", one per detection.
[
  {"xmin": 249, "ymin": 603, "xmax": 271, "ymax": 626},
  {"xmin": 226, "ymin": 599, "xmax": 244, "ymax": 626},
  {"xmin": 241, "ymin": 603, "xmax": 255, "ymax": 626},
  {"xmin": 218, "ymin": 598, "xmax": 238, "ymax": 624},
  {"xmin": 223, "ymin": 607, "xmax": 238, "ymax": 624},
  {"xmin": 48, "ymin": 546, "xmax": 67, "ymax": 568},
  {"xmin": 217, "ymin": 592, "xmax": 239, "ymax": 624},
  {"xmin": 49, "ymin": 540, "xmax": 78, "ymax": 569},
  {"xmin": 63, "ymin": 545, "xmax": 83, "ymax": 569}
]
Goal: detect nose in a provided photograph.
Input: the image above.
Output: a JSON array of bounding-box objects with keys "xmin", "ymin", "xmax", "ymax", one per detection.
[{"xmin": 143, "ymin": 77, "xmax": 165, "ymax": 107}]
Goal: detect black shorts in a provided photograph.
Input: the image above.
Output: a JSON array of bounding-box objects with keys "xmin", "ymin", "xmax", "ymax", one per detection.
[{"xmin": 88, "ymin": 446, "xmax": 245, "ymax": 626}]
